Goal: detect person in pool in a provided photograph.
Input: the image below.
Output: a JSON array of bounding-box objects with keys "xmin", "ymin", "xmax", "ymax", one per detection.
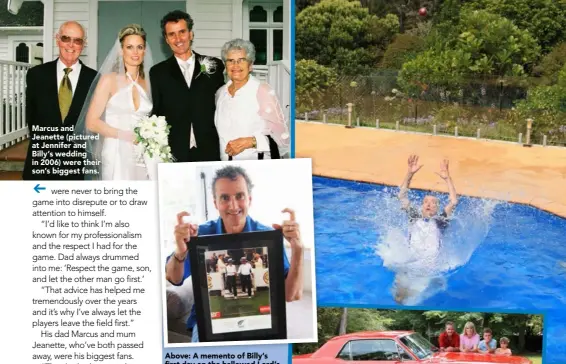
[{"xmin": 394, "ymin": 154, "xmax": 458, "ymax": 303}]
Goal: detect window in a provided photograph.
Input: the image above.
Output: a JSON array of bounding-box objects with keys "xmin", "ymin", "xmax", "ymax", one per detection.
[
  {"xmin": 16, "ymin": 43, "xmax": 29, "ymax": 63},
  {"xmin": 273, "ymin": 29, "xmax": 282, "ymax": 61},
  {"xmin": 337, "ymin": 339, "xmax": 401, "ymax": 361},
  {"xmin": 273, "ymin": 6, "xmax": 283, "ymax": 22},
  {"xmin": 249, "ymin": 29, "xmax": 267, "ymax": 65},
  {"xmin": 249, "ymin": 3, "xmax": 284, "ymax": 65},
  {"xmin": 397, "ymin": 345, "xmax": 413, "ymax": 360},
  {"xmin": 250, "ymin": 5, "xmax": 267, "ymax": 22},
  {"xmin": 399, "ymin": 333, "xmax": 435, "ymax": 360}
]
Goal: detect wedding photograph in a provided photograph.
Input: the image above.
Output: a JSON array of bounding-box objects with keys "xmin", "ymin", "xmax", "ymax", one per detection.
[
  {"xmin": 0, "ymin": 0, "xmax": 292, "ymax": 180},
  {"xmin": 158, "ymin": 158, "xmax": 317, "ymax": 346}
]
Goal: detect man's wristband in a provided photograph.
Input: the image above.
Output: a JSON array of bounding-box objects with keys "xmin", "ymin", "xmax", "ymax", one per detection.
[
  {"xmin": 174, "ymin": 251, "xmax": 187, "ymax": 262},
  {"xmin": 251, "ymin": 136, "xmax": 257, "ymax": 148}
]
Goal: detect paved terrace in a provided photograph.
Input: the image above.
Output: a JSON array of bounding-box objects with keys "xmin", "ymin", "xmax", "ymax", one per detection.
[{"xmin": 296, "ymin": 122, "xmax": 566, "ymax": 217}]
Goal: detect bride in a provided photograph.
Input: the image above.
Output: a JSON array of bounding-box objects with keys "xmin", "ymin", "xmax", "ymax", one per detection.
[{"xmin": 75, "ymin": 24, "xmax": 154, "ymax": 180}]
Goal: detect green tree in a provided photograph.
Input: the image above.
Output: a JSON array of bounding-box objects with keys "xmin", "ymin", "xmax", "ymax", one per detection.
[
  {"xmin": 361, "ymin": 0, "xmax": 438, "ymax": 33},
  {"xmin": 533, "ymin": 42, "xmax": 566, "ymax": 85},
  {"xmin": 434, "ymin": 0, "xmax": 461, "ymax": 25},
  {"xmin": 381, "ymin": 33, "xmax": 426, "ymax": 70},
  {"xmin": 296, "ymin": 0, "xmax": 322, "ymax": 13},
  {"xmin": 296, "ymin": 0, "xmax": 398, "ymax": 74},
  {"xmin": 293, "ymin": 308, "xmax": 342, "ymax": 355},
  {"xmin": 514, "ymin": 63, "xmax": 566, "ymax": 143},
  {"xmin": 465, "ymin": 0, "xmax": 566, "ymax": 52},
  {"xmin": 398, "ymin": 9, "xmax": 541, "ymax": 95},
  {"xmin": 347, "ymin": 308, "xmax": 392, "ymax": 332},
  {"xmin": 295, "ymin": 59, "xmax": 338, "ymax": 113},
  {"xmin": 0, "ymin": 0, "xmax": 43, "ymax": 26}
]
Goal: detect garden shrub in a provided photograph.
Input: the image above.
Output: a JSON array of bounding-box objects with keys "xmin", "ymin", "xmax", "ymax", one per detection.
[
  {"xmin": 295, "ymin": 59, "xmax": 338, "ymax": 114},
  {"xmin": 381, "ymin": 34, "xmax": 426, "ymax": 70}
]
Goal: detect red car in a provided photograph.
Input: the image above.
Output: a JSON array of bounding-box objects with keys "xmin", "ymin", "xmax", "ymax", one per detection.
[{"xmin": 293, "ymin": 331, "xmax": 532, "ymax": 364}]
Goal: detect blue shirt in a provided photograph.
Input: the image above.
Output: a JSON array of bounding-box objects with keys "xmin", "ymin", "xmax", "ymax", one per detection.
[
  {"xmin": 478, "ymin": 338, "xmax": 497, "ymax": 351},
  {"xmin": 166, "ymin": 215, "xmax": 291, "ymax": 330}
]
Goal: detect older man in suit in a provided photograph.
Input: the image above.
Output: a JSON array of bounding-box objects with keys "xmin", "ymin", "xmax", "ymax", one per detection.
[
  {"xmin": 150, "ymin": 10, "xmax": 225, "ymax": 163},
  {"xmin": 23, "ymin": 21, "xmax": 97, "ymax": 180}
]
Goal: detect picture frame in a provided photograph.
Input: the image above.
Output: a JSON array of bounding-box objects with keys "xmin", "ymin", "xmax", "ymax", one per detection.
[{"xmin": 188, "ymin": 229, "xmax": 287, "ymax": 342}]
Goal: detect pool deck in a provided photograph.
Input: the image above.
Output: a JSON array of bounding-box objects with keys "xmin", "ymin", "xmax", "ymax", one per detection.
[{"xmin": 296, "ymin": 122, "xmax": 566, "ymax": 218}]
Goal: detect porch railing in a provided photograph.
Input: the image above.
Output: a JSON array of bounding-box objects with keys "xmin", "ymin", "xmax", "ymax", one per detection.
[
  {"xmin": 251, "ymin": 68, "xmax": 268, "ymax": 82},
  {"xmin": 0, "ymin": 60, "xmax": 32, "ymax": 151},
  {"xmin": 268, "ymin": 60, "xmax": 291, "ymax": 123}
]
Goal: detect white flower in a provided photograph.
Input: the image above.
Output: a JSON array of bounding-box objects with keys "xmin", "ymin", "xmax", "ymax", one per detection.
[
  {"xmin": 133, "ymin": 114, "xmax": 174, "ymax": 163},
  {"xmin": 197, "ymin": 56, "xmax": 217, "ymax": 78}
]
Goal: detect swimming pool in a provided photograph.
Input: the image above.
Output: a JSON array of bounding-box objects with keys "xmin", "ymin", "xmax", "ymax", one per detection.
[{"xmin": 312, "ymin": 176, "xmax": 566, "ymax": 363}]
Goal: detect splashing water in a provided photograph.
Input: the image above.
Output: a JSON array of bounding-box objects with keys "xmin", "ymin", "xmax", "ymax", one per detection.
[{"xmin": 372, "ymin": 189, "xmax": 500, "ymax": 305}]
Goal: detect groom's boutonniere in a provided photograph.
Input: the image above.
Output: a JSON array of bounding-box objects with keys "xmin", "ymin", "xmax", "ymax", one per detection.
[{"xmin": 196, "ymin": 56, "xmax": 217, "ymax": 79}]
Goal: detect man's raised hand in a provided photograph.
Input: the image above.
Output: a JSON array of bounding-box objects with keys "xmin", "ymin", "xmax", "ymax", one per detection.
[
  {"xmin": 435, "ymin": 159, "xmax": 450, "ymax": 180},
  {"xmin": 408, "ymin": 154, "xmax": 423, "ymax": 174},
  {"xmin": 174, "ymin": 211, "xmax": 199, "ymax": 256},
  {"xmin": 273, "ymin": 208, "xmax": 303, "ymax": 250}
]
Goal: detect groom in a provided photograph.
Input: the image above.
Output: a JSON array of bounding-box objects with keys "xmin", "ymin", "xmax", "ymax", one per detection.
[{"xmin": 150, "ymin": 10, "xmax": 225, "ymax": 162}]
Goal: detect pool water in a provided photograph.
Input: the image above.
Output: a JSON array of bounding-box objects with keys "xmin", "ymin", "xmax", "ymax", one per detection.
[{"xmin": 312, "ymin": 176, "xmax": 566, "ymax": 363}]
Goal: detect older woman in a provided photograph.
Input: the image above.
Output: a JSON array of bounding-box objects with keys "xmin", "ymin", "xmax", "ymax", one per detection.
[
  {"xmin": 460, "ymin": 321, "xmax": 480, "ymax": 352},
  {"xmin": 215, "ymin": 39, "xmax": 290, "ymax": 160}
]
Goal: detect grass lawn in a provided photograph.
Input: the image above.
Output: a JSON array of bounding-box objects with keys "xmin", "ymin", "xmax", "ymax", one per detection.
[
  {"xmin": 523, "ymin": 354, "xmax": 542, "ymax": 364},
  {"xmin": 209, "ymin": 290, "xmax": 270, "ymax": 319}
]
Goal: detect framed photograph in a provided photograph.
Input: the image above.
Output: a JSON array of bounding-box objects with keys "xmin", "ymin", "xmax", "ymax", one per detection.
[{"xmin": 188, "ymin": 230, "xmax": 287, "ymax": 342}]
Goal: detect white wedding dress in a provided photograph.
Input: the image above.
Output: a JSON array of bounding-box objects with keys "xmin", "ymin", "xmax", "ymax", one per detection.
[{"xmin": 100, "ymin": 75, "xmax": 153, "ymax": 180}]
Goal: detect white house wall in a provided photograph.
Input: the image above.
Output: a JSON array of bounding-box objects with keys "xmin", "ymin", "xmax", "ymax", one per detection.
[
  {"xmin": 0, "ymin": 28, "xmax": 43, "ymax": 62},
  {"xmin": 0, "ymin": 37, "xmax": 9, "ymax": 60},
  {"xmin": 190, "ymin": 0, "xmax": 237, "ymax": 58}
]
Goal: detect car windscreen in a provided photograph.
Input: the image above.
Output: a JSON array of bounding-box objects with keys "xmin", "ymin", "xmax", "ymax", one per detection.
[{"xmin": 399, "ymin": 333, "xmax": 435, "ymax": 360}]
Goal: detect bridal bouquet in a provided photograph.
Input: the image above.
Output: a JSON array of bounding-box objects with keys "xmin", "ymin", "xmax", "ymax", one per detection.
[{"xmin": 134, "ymin": 115, "xmax": 174, "ymax": 180}]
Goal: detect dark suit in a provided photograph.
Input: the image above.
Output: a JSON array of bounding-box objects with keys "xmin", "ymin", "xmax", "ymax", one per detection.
[
  {"xmin": 150, "ymin": 52, "xmax": 225, "ymax": 162},
  {"xmin": 23, "ymin": 59, "xmax": 97, "ymax": 180}
]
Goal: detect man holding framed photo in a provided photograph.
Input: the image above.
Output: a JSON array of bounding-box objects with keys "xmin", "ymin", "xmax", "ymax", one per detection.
[{"xmin": 165, "ymin": 165, "xmax": 304, "ymax": 342}]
